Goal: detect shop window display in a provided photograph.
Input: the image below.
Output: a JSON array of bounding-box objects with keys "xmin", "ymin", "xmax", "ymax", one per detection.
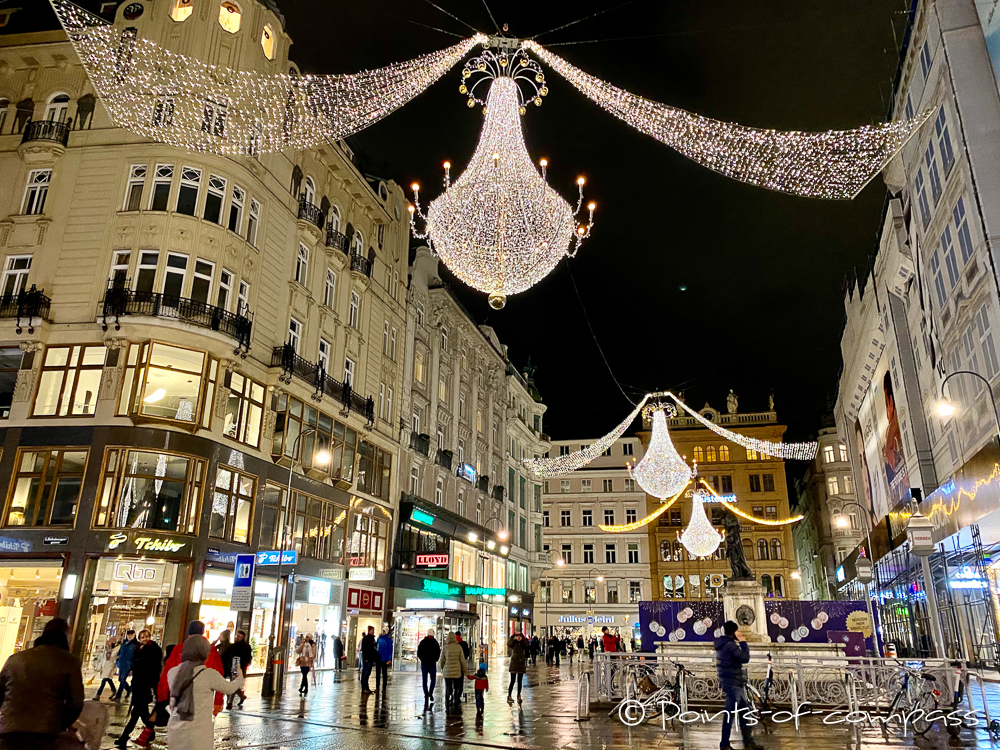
[
  {"xmin": 210, "ymin": 465, "xmax": 255, "ymax": 543},
  {"xmin": 348, "ymin": 508, "xmax": 388, "ymax": 571},
  {"xmin": 0, "ymin": 562, "xmax": 63, "ymax": 668},
  {"xmin": 118, "ymin": 342, "xmax": 207, "ymax": 424},
  {"xmin": 93, "ymin": 448, "xmax": 204, "ymax": 533},
  {"xmin": 5, "ymin": 448, "xmax": 87, "ymax": 526},
  {"xmin": 271, "ymin": 393, "xmax": 357, "ymax": 482}
]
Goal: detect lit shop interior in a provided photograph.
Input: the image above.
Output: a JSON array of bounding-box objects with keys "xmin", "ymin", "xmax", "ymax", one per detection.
[
  {"xmin": 198, "ymin": 570, "xmax": 278, "ymax": 674},
  {"xmin": 0, "ymin": 562, "xmax": 64, "ymax": 669}
]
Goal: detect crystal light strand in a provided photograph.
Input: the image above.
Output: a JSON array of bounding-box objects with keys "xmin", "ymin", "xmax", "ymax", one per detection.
[
  {"xmin": 522, "ymin": 395, "xmax": 649, "ymax": 478},
  {"xmin": 523, "ymin": 40, "xmax": 933, "ymax": 200},
  {"xmin": 629, "ymin": 408, "xmax": 692, "ymax": 498},
  {"xmin": 668, "ymin": 392, "xmax": 818, "ymax": 460},
  {"xmin": 50, "ymin": 0, "xmax": 484, "ymax": 155}
]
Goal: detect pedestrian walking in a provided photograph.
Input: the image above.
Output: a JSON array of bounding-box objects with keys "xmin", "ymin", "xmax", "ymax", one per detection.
[
  {"xmin": 416, "ymin": 629, "xmax": 440, "ymax": 702},
  {"xmin": 588, "ymin": 638, "xmax": 596, "ymax": 660},
  {"xmin": 95, "ymin": 638, "xmax": 119, "ymax": 700},
  {"xmin": 439, "ymin": 633, "xmax": 468, "ymax": 711},
  {"xmin": 360, "ymin": 626, "xmax": 378, "ymax": 694},
  {"xmin": 295, "ymin": 634, "xmax": 316, "ymax": 696},
  {"xmin": 0, "ymin": 618, "xmax": 84, "ymax": 750},
  {"xmin": 529, "ymin": 635, "xmax": 539, "ymax": 665},
  {"xmin": 113, "ymin": 629, "xmax": 138, "ymax": 701},
  {"xmin": 454, "ymin": 630, "xmax": 469, "ymax": 703},
  {"xmin": 334, "ymin": 635, "xmax": 345, "ymax": 671},
  {"xmin": 221, "ymin": 630, "xmax": 252, "ymax": 709},
  {"xmin": 158, "ymin": 621, "xmax": 226, "ymax": 716},
  {"xmin": 506, "ymin": 632, "xmax": 529, "ymax": 703},
  {"xmin": 375, "ymin": 627, "xmax": 392, "ymax": 694},
  {"xmin": 318, "ymin": 632, "xmax": 326, "ymax": 668},
  {"xmin": 166, "ymin": 634, "xmax": 244, "ymax": 750},
  {"xmin": 715, "ymin": 621, "xmax": 762, "ymax": 750},
  {"xmin": 601, "ymin": 626, "xmax": 617, "ymax": 653},
  {"xmin": 468, "ymin": 662, "xmax": 489, "ymax": 714},
  {"xmin": 116, "ymin": 629, "xmax": 162, "ymax": 748}
]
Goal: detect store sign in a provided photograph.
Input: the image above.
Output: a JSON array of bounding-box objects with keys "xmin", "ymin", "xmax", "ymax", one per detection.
[
  {"xmin": 0, "ymin": 536, "xmax": 32, "ymax": 553},
  {"xmin": 347, "ymin": 586, "xmax": 383, "ymax": 612},
  {"xmin": 348, "ymin": 567, "xmax": 375, "ymax": 581},
  {"xmin": 113, "ymin": 562, "xmax": 161, "ymax": 583},
  {"xmin": 411, "ymin": 509, "xmax": 436, "ymax": 527},
  {"xmin": 43, "ymin": 536, "xmax": 69, "ymax": 546},
  {"xmin": 308, "ymin": 579, "xmax": 332, "ymax": 605},
  {"xmin": 702, "ymin": 493, "xmax": 737, "ymax": 503},
  {"xmin": 949, "ymin": 566, "xmax": 988, "ymax": 590},
  {"xmin": 423, "ymin": 579, "xmax": 461, "ymax": 596},
  {"xmin": 321, "ymin": 568, "xmax": 346, "ymax": 580},
  {"xmin": 106, "ymin": 532, "xmax": 186, "ymax": 554},
  {"xmin": 416, "ymin": 554, "xmax": 449, "ymax": 568},
  {"xmin": 836, "ymin": 566, "xmax": 846, "ymax": 582},
  {"xmin": 231, "ymin": 554, "xmax": 256, "ymax": 611},
  {"xmin": 522, "ymin": 609, "xmax": 530, "ymax": 616},
  {"xmin": 465, "ymin": 586, "xmax": 505, "ymax": 597},
  {"xmin": 405, "ymin": 598, "xmax": 469, "ymax": 611},
  {"xmin": 559, "ymin": 614, "xmax": 613, "ymax": 624},
  {"xmin": 457, "ymin": 463, "xmax": 476, "ymax": 483},
  {"xmin": 257, "ymin": 550, "xmax": 297, "ymax": 566}
]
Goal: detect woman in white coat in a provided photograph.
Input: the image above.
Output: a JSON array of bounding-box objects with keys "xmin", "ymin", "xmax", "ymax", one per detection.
[{"xmin": 167, "ymin": 634, "xmax": 243, "ymax": 750}]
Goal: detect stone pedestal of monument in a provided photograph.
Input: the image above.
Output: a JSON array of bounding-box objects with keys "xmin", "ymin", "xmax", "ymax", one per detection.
[{"xmin": 722, "ymin": 579, "xmax": 770, "ymax": 643}]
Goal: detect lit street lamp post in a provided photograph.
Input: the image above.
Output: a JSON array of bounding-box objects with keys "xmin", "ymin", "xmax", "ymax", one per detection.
[
  {"xmin": 937, "ymin": 370, "xmax": 1000, "ymax": 441},
  {"xmin": 832, "ymin": 500, "xmax": 879, "ymax": 655}
]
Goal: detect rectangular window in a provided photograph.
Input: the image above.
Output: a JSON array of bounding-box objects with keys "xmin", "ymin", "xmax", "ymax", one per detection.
[
  {"xmin": 124, "ymin": 164, "xmax": 146, "ymax": 211},
  {"xmin": 925, "ymin": 141, "xmax": 942, "ymax": 204},
  {"xmin": 94, "ymin": 448, "xmax": 204, "ymax": 533},
  {"xmin": 32, "ymin": 345, "xmax": 106, "ymax": 417},
  {"xmin": 624, "ymin": 477, "xmax": 635, "ymax": 492},
  {"xmin": 21, "ymin": 169, "xmax": 51, "ymax": 215},
  {"xmin": 765, "ymin": 506, "xmax": 777, "ymax": 519},
  {"xmin": 0, "ymin": 347, "xmax": 22, "ymax": 419},
  {"xmin": 838, "ymin": 444, "xmax": 848, "ymax": 462},
  {"xmin": 247, "ymin": 199, "xmax": 260, "ymax": 245},
  {"xmin": 603, "ymin": 478, "xmax": 613, "ymax": 492},
  {"xmin": 954, "ymin": 197, "xmax": 974, "ymax": 263},
  {"xmin": 0, "ymin": 255, "xmax": 31, "ymax": 297},
  {"xmin": 163, "ymin": 252, "xmax": 188, "ymax": 298},
  {"xmin": 823, "ymin": 445, "xmax": 835, "ymax": 463},
  {"xmin": 228, "ymin": 185, "xmax": 245, "ymax": 233},
  {"xmin": 607, "ymin": 581, "xmax": 619, "ymax": 604},
  {"xmin": 721, "ymin": 475, "xmax": 733, "ymax": 493},
  {"xmin": 349, "ymin": 292, "xmax": 360, "ymax": 328},
  {"xmin": 561, "ymin": 581, "xmax": 573, "ymax": 603},
  {"xmin": 202, "ymin": 98, "xmax": 227, "ymax": 137},
  {"xmin": 176, "ymin": 166, "xmax": 201, "ymax": 215},
  {"xmin": 542, "ymin": 509, "xmax": 549, "ymax": 527},
  {"xmin": 191, "ymin": 258, "xmax": 213, "ymax": 304},
  {"xmin": 977, "ymin": 305, "xmax": 1000, "ymax": 379},
  {"xmin": 390, "ymin": 328, "xmax": 397, "ymax": 361},
  {"xmin": 581, "ymin": 508, "xmax": 593, "ymax": 526},
  {"xmin": 318, "ymin": 338, "xmax": 331, "ymax": 375},
  {"xmin": 356, "ymin": 440, "xmax": 392, "ymax": 503},
  {"xmin": 749, "ymin": 474, "xmax": 762, "ymax": 492},
  {"xmin": 295, "ymin": 244, "xmax": 309, "ymax": 285},
  {"xmin": 210, "ymin": 465, "xmax": 255, "ymax": 543},
  {"xmin": 344, "ymin": 357, "xmax": 355, "ymax": 386},
  {"xmin": 203, "ymin": 174, "xmax": 226, "ymax": 223},
  {"xmin": 629, "ymin": 581, "xmax": 642, "ymax": 603},
  {"xmin": 915, "ymin": 169, "xmax": 930, "ymax": 229},
  {"xmin": 627, "ymin": 542, "xmax": 639, "ymax": 564},
  {"xmin": 4, "ymin": 449, "xmax": 87, "ymax": 527},
  {"xmin": 942, "ymin": 228, "xmax": 959, "ymax": 286},
  {"xmin": 135, "ymin": 250, "xmax": 158, "ymax": 294},
  {"xmin": 238, "ymin": 280, "xmax": 250, "ymax": 315},
  {"xmin": 935, "ymin": 108, "xmax": 955, "ymax": 176},
  {"xmin": 117, "ymin": 342, "xmax": 206, "ymax": 424},
  {"xmin": 583, "ymin": 543, "xmax": 594, "ymax": 565},
  {"xmin": 560, "ymin": 479, "xmax": 569, "ymax": 493},
  {"xmin": 223, "ymin": 372, "xmax": 265, "ymax": 448},
  {"xmin": 152, "ymin": 95, "xmax": 174, "ymax": 127},
  {"xmin": 217, "ymin": 268, "xmax": 233, "ymax": 310},
  {"xmin": 603, "ymin": 508, "xmax": 615, "ymax": 525},
  {"xmin": 324, "ymin": 269, "xmax": 336, "ymax": 308},
  {"xmin": 931, "ymin": 250, "xmax": 947, "ymax": 305},
  {"xmin": 414, "ymin": 351, "xmax": 425, "ymax": 384},
  {"xmin": 150, "ymin": 164, "xmax": 173, "ymax": 211},
  {"xmin": 581, "ymin": 478, "xmax": 592, "ymax": 493},
  {"xmin": 558, "ymin": 508, "xmax": 571, "ymax": 527},
  {"xmin": 626, "ymin": 508, "xmax": 636, "ymax": 524},
  {"xmin": 762, "ymin": 473, "xmax": 775, "ymax": 492},
  {"xmin": 110, "ymin": 250, "xmax": 131, "ymax": 287},
  {"xmin": 539, "ymin": 580, "xmax": 551, "ymax": 603},
  {"xmin": 561, "ymin": 544, "xmax": 573, "ymax": 565},
  {"xmin": 605, "ymin": 543, "xmax": 617, "ymax": 564},
  {"xmin": 920, "ymin": 40, "xmax": 932, "ymax": 77}
]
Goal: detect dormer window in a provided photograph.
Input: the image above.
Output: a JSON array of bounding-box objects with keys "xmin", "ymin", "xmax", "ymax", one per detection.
[
  {"xmin": 261, "ymin": 24, "xmax": 275, "ymax": 59},
  {"xmin": 218, "ymin": 1, "xmax": 241, "ymax": 33},
  {"xmin": 170, "ymin": 0, "xmax": 193, "ymax": 22}
]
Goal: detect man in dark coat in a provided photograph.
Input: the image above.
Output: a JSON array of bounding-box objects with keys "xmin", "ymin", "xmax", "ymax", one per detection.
[
  {"xmin": 334, "ymin": 635, "xmax": 345, "ymax": 670},
  {"xmin": 360, "ymin": 626, "xmax": 378, "ymax": 693},
  {"xmin": 416, "ymin": 629, "xmax": 440, "ymax": 701},
  {"xmin": 116, "ymin": 628, "xmax": 161, "ymax": 747},
  {"xmin": 222, "ymin": 630, "xmax": 253, "ymax": 709},
  {"xmin": 714, "ymin": 621, "xmax": 762, "ymax": 750}
]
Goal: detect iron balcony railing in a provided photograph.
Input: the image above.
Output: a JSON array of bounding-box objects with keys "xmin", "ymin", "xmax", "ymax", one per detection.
[
  {"xmin": 435, "ymin": 449, "xmax": 453, "ymax": 470},
  {"xmin": 476, "ymin": 475, "xmax": 490, "ymax": 493},
  {"xmin": 410, "ymin": 432, "xmax": 430, "ymax": 457},
  {"xmin": 21, "ymin": 119, "xmax": 72, "ymax": 147},
  {"xmin": 492, "ymin": 485, "xmax": 505, "ymax": 502},
  {"xmin": 0, "ymin": 285, "xmax": 51, "ymax": 334},
  {"xmin": 101, "ymin": 281, "xmax": 253, "ymax": 353},
  {"xmin": 271, "ymin": 343, "xmax": 374, "ymax": 427},
  {"xmin": 297, "ymin": 197, "xmax": 324, "ymax": 229},
  {"xmin": 350, "ymin": 252, "xmax": 373, "ymax": 278},
  {"xmin": 326, "ymin": 227, "xmax": 348, "ymax": 253}
]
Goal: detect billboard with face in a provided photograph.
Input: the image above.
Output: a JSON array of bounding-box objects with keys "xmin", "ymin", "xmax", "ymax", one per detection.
[{"xmin": 881, "ymin": 371, "xmax": 911, "ymax": 508}]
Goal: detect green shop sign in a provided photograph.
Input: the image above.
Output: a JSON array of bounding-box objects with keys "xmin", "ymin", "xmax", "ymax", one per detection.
[
  {"xmin": 411, "ymin": 508, "xmax": 436, "ymax": 527},
  {"xmin": 422, "ymin": 579, "xmax": 461, "ymax": 596},
  {"xmin": 465, "ymin": 586, "xmax": 506, "ymax": 597}
]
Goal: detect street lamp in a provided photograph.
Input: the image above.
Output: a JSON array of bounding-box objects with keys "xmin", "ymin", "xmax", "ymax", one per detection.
[
  {"xmin": 478, "ymin": 513, "xmax": 507, "ymax": 662},
  {"xmin": 261, "ymin": 427, "xmax": 329, "ymax": 698},
  {"xmin": 831, "ymin": 499, "xmax": 879, "ymax": 656},
  {"xmin": 938, "ymin": 370, "xmax": 1000, "ymax": 438},
  {"xmin": 540, "ymin": 551, "xmax": 565, "ymax": 640}
]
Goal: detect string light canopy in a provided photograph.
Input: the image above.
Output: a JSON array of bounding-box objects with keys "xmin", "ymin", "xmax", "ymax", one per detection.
[
  {"xmin": 48, "ymin": 0, "xmax": 483, "ymax": 155},
  {"xmin": 678, "ymin": 485, "xmax": 723, "ymax": 558},
  {"xmin": 523, "ymin": 40, "xmax": 933, "ymax": 200},
  {"xmin": 629, "ymin": 403, "xmax": 692, "ymax": 499},
  {"xmin": 668, "ymin": 392, "xmax": 818, "ymax": 460},
  {"xmin": 409, "ymin": 49, "xmax": 595, "ymax": 309}
]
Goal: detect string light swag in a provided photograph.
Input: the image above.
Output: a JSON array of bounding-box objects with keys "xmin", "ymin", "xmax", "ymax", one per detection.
[
  {"xmin": 49, "ymin": 0, "xmax": 483, "ymax": 155},
  {"xmin": 629, "ymin": 404, "xmax": 692, "ymax": 499},
  {"xmin": 523, "ymin": 395, "xmax": 649, "ymax": 478},
  {"xmin": 409, "ymin": 49, "xmax": 595, "ymax": 310},
  {"xmin": 599, "ymin": 480, "xmax": 689, "ymax": 533},
  {"xmin": 678, "ymin": 485, "xmax": 723, "ymax": 558},
  {"xmin": 523, "ymin": 40, "xmax": 933, "ymax": 200},
  {"xmin": 701, "ymin": 480, "xmax": 804, "ymax": 526},
  {"xmin": 668, "ymin": 392, "xmax": 818, "ymax": 460}
]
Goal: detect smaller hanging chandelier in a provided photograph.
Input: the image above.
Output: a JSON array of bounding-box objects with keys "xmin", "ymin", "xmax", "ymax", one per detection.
[
  {"xmin": 629, "ymin": 403, "xmax": 692, "ymax": 499},
  {"xmin": 678, "ymin": 486, "xmax": 723, "ymax": 558}
]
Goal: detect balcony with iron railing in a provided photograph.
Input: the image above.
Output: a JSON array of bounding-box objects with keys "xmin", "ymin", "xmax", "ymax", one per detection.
[
  {"xmin": 492, "ymin": 485, "xmax": 505, "ymax": 502},
  {"xmin": 410, "ymin": 431, "xmax": 430, "ymax": 457},
  {"xmin": 0, "ymin": 285, "xmax": 51, "ymax": 334},
  {"xmin": 435, "ymin": 449, "xmax": 453, "ymax": 470},
  {"xmin": 476, "ymin": 475, "xmax": 490, "ymax": 493},
  {"xmin": 100, "ymin": 280, "xmax": 253, "ymax": 353},
  {"xmin": 326, "ymin": 227, "xmax": 348, "ymax": 253},
  {"xmin": 298, "ymin": 197, "xmax": 324, "ymax": 230},
  {"xmin": 271, "ymin": 343, "xmax": 374, "ymax": 427},
  {"xmin": 350, "ymin": 252, "xmax": 373, "ymax": 278},
  {"xmin": 21, "ymin": 119, "xmax": 72, "ymax": 147}
]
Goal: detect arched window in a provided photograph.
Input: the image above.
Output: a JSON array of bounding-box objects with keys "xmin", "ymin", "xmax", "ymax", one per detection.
[
  {"xmin": 757, "ymin": 539, "xmax": 769, "ymax": 561},
  {"xmin": 673, "ymin": 574, "xmax": 685, "ymax": 597},
  {"xmin": 773, "ymin": 574, "xmax": 784, "ymax": 598},
  {"xmin": 660, "ymin": 540, "xmax": 672, "ymax": 561},
  {"xmin": 761, "ymin": 574, "xmax": 773, "ymax": 596},
  {"xmin": 719, "ymin": 445, "xmax": 730, "ymax": 461},
  {"xmin": 218, "ymin": 1, "xmax": 242, "ymax": 33},
  {"xmin": 770, "ymin": 539, "xmax": 782, "ymax": 560},
  {"xmin": 0, "ymin": 99, "xmax": 9, "ymax": 133},
  {"xmin": 45, "ymin": 93, "xmax": 70, "ymax": 123},
  {"xmin": 673, "ymin": 541, "xmax": 684, "ymax": 562},
  {"xmin": 170, "ymin": 0, "xmax": 193, "ymax": 22},
  {"xmin": 352, "ymin": 230, "xmax": 364, "ymax": 255},
  {"xmin": 663, "ymin": 575, "xmax": 673, "ymax": 598},
  {"xmin": 693, "ymin": 446, "xmax": 704, "ymax": 463},
  {"xmin": 302, "ymin": 176, "xmax": 315, "ymax": 205},
  {"xmin": 742, "ymin": 538, "xmax": 753, "ymax": 560},
  {"xmin": 329, "ymin": 205, "xmax": 341, "ymax": 233},
  {"xmin": 260, "ymin": 24, "xmax": 275, "ymax": 59}
]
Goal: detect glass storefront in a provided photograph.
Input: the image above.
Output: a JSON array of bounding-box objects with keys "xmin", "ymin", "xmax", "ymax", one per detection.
[
  {"xmin": 197, "ymin": 570, "xmax": 278, "ymax": 675},
  {"xmin": 290, "ymin": 577, "xmax": 342, "ymax": 670},
  {"xmin": 0, "ymin": 561, "xmax": 63, "ymax": 668},
  {"xmin": 392, "ymin": 608, "xmax": 478, "ymax": 671}
]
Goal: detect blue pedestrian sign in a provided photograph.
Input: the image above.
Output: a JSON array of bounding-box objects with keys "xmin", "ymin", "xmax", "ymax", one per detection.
[{"xmin": 231, "ymin": 553, "xmax": 256, "ymax": 611}]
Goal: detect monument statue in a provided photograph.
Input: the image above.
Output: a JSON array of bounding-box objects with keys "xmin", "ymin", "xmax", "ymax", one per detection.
[
  {"xmin": 768, "ymin": 392, "xmax": 775, "ymax": 411},
  {"xmin": 727, "ymin": 389, "xmax": 738, "ymax": 414},
  {"xmin": 723, "ymin": 511, "xmax": 754, "ymax": 580}
]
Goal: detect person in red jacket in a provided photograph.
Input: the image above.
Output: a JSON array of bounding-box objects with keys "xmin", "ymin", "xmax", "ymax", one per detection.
[
  {"xmin": 157, "ymin": 621, "xmax": 224, "ymax": 715},
  {"xmin": 601, "ymin": 626, "xmax": 617, "ymax": 653}
]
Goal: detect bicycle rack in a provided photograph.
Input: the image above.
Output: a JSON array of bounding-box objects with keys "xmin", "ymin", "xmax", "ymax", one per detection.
[{"xmin": 576, "ymin": 672, "xmax": 591, "ymax": 722}]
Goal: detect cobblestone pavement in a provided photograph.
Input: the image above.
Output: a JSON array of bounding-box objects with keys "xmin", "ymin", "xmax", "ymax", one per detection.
[{"xmin": 94, "ymin": 657, "xmax": 1000, "ymax": 749}]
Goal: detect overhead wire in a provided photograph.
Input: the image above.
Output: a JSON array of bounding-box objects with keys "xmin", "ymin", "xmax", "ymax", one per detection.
[
  {"xmin": 367, "ymin": 6, "xmax": 465, "ymax": 38},
  {"xmin": 529, "ymin": 0, "xmax": 640, "ymax": 41},
  {"xmin": 480, "ymin": 0, "xmax": 501, "ymax": 33},
  {"xmin": 417, "ymin": 0, "xmax": 481, "ymax": 33}
]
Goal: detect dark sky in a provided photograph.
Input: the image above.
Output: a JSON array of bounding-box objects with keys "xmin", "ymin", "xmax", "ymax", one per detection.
[{"xmin": 281, "ymin": 0, "xmax": 911, "ymax": 442}]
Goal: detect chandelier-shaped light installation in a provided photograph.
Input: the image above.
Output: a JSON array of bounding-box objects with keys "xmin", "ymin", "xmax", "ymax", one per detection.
[
  {"xmin": 410, "ymin": 48, "xmax": 594, "ymax": 309},
  {"xmin": 523, "ymin": 40, "xmax": 933, "ymax": 200},
  {"xmin": 48, "ymin": 0, "xmax": 483, "ymax": 154},
  {"xmin": 668, "ymin": 392, "xmax": 818, "ymax": 460},
  {"xmin": 524, "ymin": 395, "xmax": 648, "ymax": 478},
  {"xmin": 629, "ymin": 404, "xmax": 693, "ymax": 499},
  {"xmin": 678, "ymin": 486, "xmax": 723, "ymax": 558}
]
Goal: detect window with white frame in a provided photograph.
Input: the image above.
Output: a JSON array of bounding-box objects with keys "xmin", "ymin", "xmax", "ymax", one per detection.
[
  {"xmin": 823, "ymin": 445, "xmax": 835, "ymax": 463},
  {"xmin": 977, "ymin": 304, "xmax": 1000, "ymax": 379},
  {"xmin": 352, "ymin": 230, "xmax": 364, "ymax": 255},
  {"xmin": 603, "ymin": 508, "xmax": 615, "ymax": 525},
  {"xmin": 560, "ymin": 479, "xmax": 569, "ymax": 493},
  {"xmin": 915, "ymin": 169, "xmax": 930, "ymax": 229},
  {"xmin": 920, "ymin": 40, "xmax": 931, "ymax": 78},
  {"xmin": 603, "ymin": 478, "xmax": 613, "ymax": 492},
  {"xmin": 344, "ymin": 357, "xmax": 355, "ymax": 386},
  {"xmin": 328, "ymin": 205, "xmax": 341, "ymax": 233},
  {"xmin": 162, "ymin": 253, "xmax": 187, "ymax": 298},
  {"xmin": 124, "ymin": 165, "xmax": 146, "ymax": 211},
  {"xmin": 954, "ymin": 197, "xmax": 974, "ymax": 264},
  {"xmin": 409, "ymin": 466, "xmax": 419, "ymax": 494},
  {"xmin": 827, "ymin": 476, "xmax": 840, "ymax": 496},
  {"xmin": 626, "ymin": 508, "xmax": 637, "ymax": 524},
  {"xmin": 622, "ymin": 442, "xmax": 634, "ymax": 456},
  {"xmin": 625, "ymin": 478, "xmax": 635, "ymax": 492},
  {"xmin": 435, "ymin": 477, "xmax": 443, "ymax": 505},
  {"xmin": 201, "ymin": 98, "xmax": 227, "ymax": 137},
  {"xmin": 581, "ymin": 508, "xmax": 592, "ymax": 527},
  {"xmin": 135, "ymin": 250, "xmax": 158, "ymax": 293},
  {"xmin": 152, "ymin": 95, "xmax": 175, "ymax": 127},
  {"xmin": 176, "ymin": 166, "xmax": 201, "ymax": 215},
  {"xmin": 838, "ymin": 444, "xmax": 848, "ymax": 462},
  {"xmin": 379, "ymin": 382, "xmax": 386, "ymax": 420},
  {"xmin": 22, "ymin": 169, "xmax": 51, "ymax": 215},
  {"xmin": 302, "ymin": 176, "xmax": 315, "ymax": 205},
  {"xmin": 324, "ymin": 269, "xmax": 336, "ymax": 308},
  {"xmin": 318, "ymin": 338, "xmax": 331, "ymax": 374},
  {"xmin": 44, "ymin": 93, "xmax": 70, "ymax": 122},
  {"xmin": 605, "ymin": 543, "xmax": 617, "ymax": 564},
  {"xmin": 150, "ymin": 164, "xmax": 173, "ymax": 211},
  {"xmin": 627, "ymin": 543, "xmax": 639, "ymax": 564},
  {"xmin": 295, "ymin": 245, "xmax": 309, "ymax": 285},
  {"xmin": 935, "ymin": 108, "xmax": 955, "ymax": 177},
  {"xmin": 382, "ymin": 322, "xmax": 389, "ymax": 355},
  {"xmin": 386, "ymin": 386, "xmax": 393, "ymax": 422},
  {"xmin": 925, "ymin": 141, "xmax": 942, "ymax": 205},
  {"xmin": 217, "ymin": 269, "xmax": 233, "ymax": 310},
  {"xmin": 0, "ymin": 256, "xmax": 31, "ymax": 297},
  {"xmin": 237, "ymin": 280, "xmax": 250, "ymax": 314},
  {"xmin": 542, "ymin": 510, "xmax": 549, "ymax": 527},
  {"xmin": 247, "ymin": 199, "xmax": 260, "ymax": 245},
  {"xmin": 942, "ymin": 227, "xmax": 959, "ymax": 287},
  {"xmin": 190, "ymin": 258, "xmax": 214, "ymax": 304},
  {"xmin": 110, "ymin": 251, "xmax": 130, "ymax": 287},
  {"xmin": 583, "ymin": 544, "xmax": 594, "ymax": 565},
  {"xmin": 228, "ymin": 185, "xmax": 244, "ymax": 233},
  {"xmin": 390, "ymin": 327, "xmax": 397, "ymax": 361},
  {"xmin": 560, "ymin": 509, "xmax": 571, "ymax": 527},
  {"xmin": 203, "ymin": 174, "xmax": 226, "ymax": 223},
  {"xmin": 288, "ymin": 317, "xmax": 302, "ymax": 352},
  {"xmin": 349, "ymin": 292, "xmax": 359, "ymax": 328}
]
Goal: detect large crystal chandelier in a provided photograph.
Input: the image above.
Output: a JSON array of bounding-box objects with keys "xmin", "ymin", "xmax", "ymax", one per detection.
[
  {"xmin": 410, "ymin": 48, "xmax": 594, "ymax": 309},
  {"xmin": 678, "ymin": 486, "xmax": 723, "ymax": 558},
  {"xmin": 629, "ymin": 404, "xmax": 692, "ymax": 499}
]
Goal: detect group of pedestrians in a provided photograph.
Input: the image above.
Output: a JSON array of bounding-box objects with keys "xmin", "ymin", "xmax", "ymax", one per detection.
[{"xmin": 358, "ymin": 625, "xmax": 394, "ymax": 695}]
